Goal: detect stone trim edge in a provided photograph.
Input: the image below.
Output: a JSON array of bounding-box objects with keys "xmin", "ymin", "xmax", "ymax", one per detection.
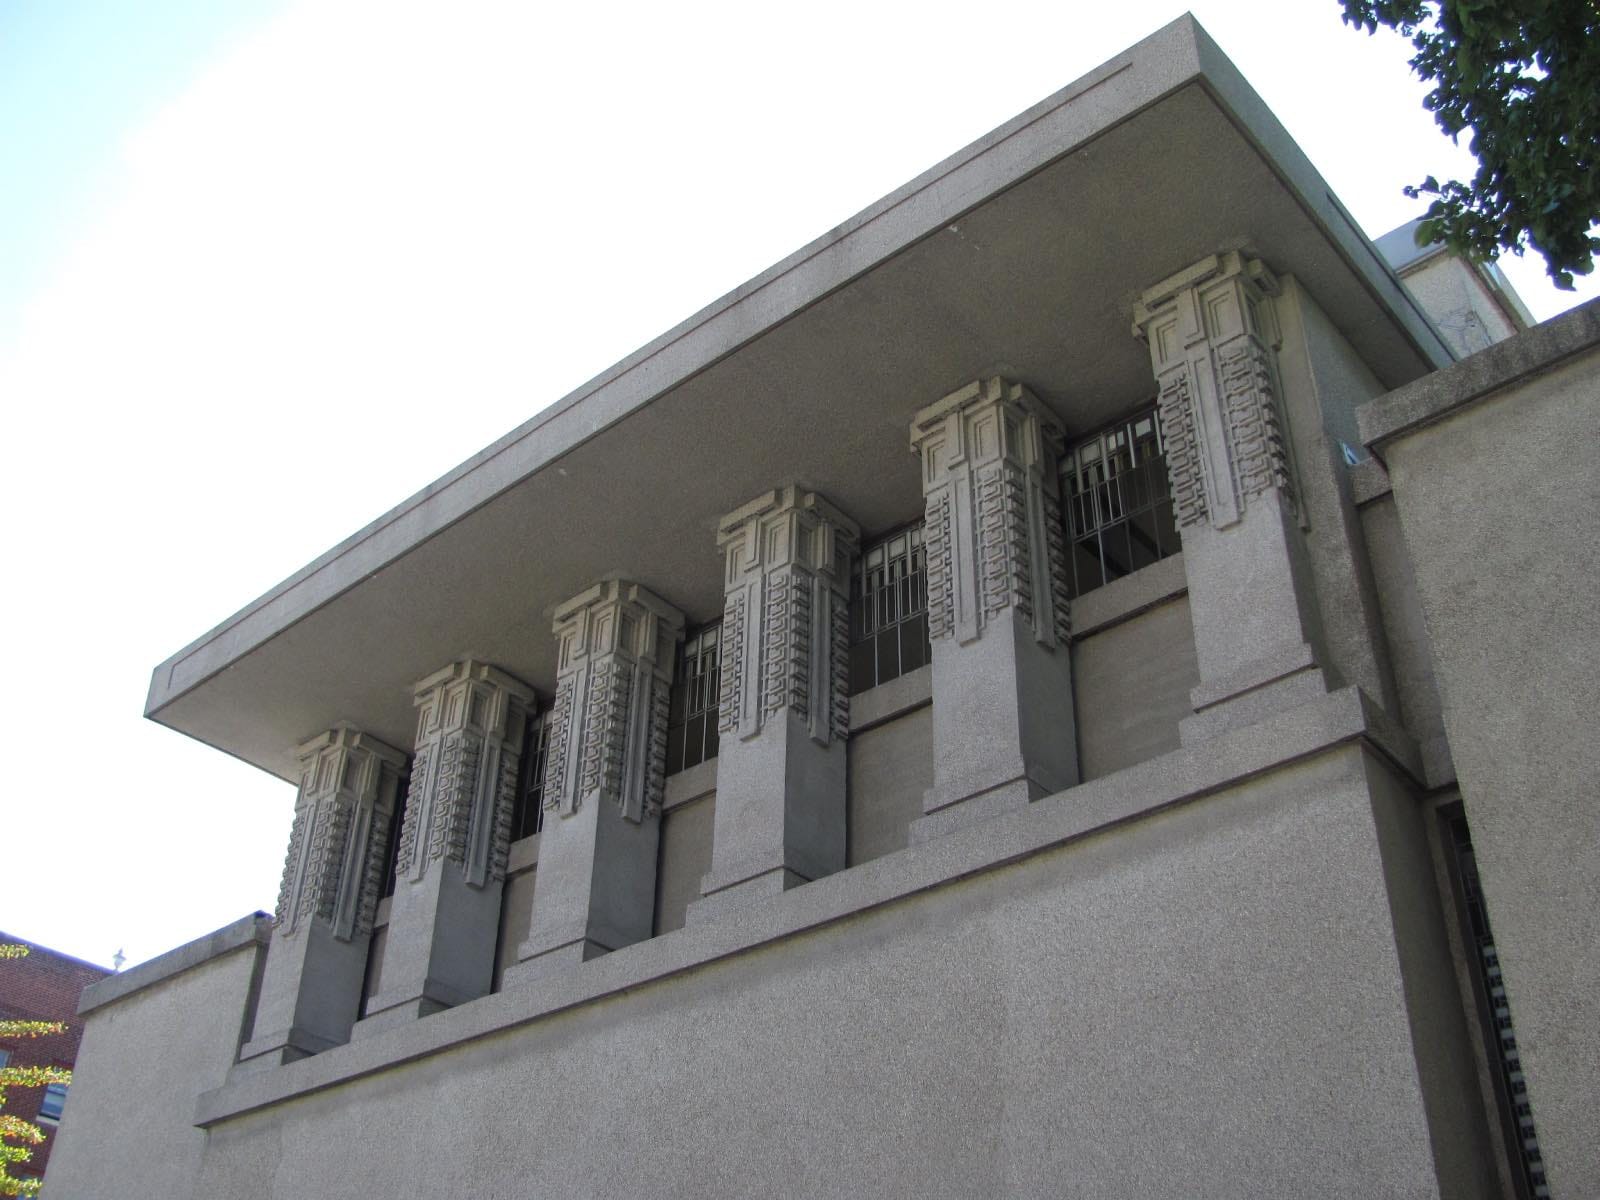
[
  {"xmin": 80, "ymin": 913, "xmax": 271, "ymax": 1016},
  {"xmin": 194, "ymin": 684, "xmax": 1416, "ymax": 1128},
  {"xmin": 1359, "ymin": 297, "xmax": 1600, "ymax": 458}
]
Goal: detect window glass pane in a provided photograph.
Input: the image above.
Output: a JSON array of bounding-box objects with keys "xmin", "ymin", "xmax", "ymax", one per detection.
[
  {"xmin": 1057, "ymin": 404, "xmax": 1180, "ymax": 597},
  {"xmin": 666, "ymin": 623, "xmax": 722, "ymax": 775},
  {"xmin": 850, "ymin": 639, "xmax": 877, "ymax": 694},
  {"xmin": 875, "ymin": 627, "xmax": 899, "ymax": 684},
  {"xmin": 900, "ymin": 612, "xmax": 928, "ymax": 674},
  {"xmin": 684, "ymin": 714, "xmax": 707, "ymax": 771},
  {"xmin": 39, "ymin": 1083, "xmax": 66, "ymax": 1121},
  {"xmin": 849, "ymin": 520, "xmax": 934, "ymax": 693}
]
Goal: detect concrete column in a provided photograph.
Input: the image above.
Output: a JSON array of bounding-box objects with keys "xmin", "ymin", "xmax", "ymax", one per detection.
[
  {"xmin": 689, "ymin": 486, "xmax": 859, "ymax": 921},
  {"xmin": 506, "ymin": 581, "xmax": 683, "ymax": 981},
  {"xmin": 354, "ymin": 660, "xmax": 534, "ymax": 1035},
  {"xmin": 1132, "ymin": 252, "xmax": 1328, "ymax": 743},
  {"xmin": 235, "ymin": 726, "xmax": 405, "ymax": 1072},
  {"xmin": 909, "ymin": 376, "xmax": 1077, "ymax": 841}
]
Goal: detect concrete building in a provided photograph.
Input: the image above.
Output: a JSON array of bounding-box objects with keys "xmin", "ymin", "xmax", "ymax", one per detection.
[
  {"xmin": 0, "ymin": 932, "xmax": 111, "ymax": 1193},
  {"xmin": 45, "ymin": 17, "xmax": 1598, "ymax": 1199}
]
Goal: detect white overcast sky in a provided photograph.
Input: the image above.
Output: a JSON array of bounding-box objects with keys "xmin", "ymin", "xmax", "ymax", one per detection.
[{"xmin": 2, "ymin": 0, "xmax": 1595, "ymax": 969}]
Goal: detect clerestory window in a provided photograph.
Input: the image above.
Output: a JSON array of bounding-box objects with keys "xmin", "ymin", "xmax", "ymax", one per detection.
[
  {"xmin": 666, "ymin": 624, "xmax": 721, "ymax": 775},
  {"xmin": 849, "ymin": 524, "xmax": 931, "ymax": 693},
  {"xmin": 1061, "ymin": 405, "xmax": 1179, "ymax": 598},
  {"xmin": 510, "ymin": 713, "xmax": 551, "ymax": 841}
]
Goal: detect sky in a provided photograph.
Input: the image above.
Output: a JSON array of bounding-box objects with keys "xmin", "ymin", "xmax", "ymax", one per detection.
[{"xmin": 1, "ymin": 0, "xmax": 1595, "ymax": 971}]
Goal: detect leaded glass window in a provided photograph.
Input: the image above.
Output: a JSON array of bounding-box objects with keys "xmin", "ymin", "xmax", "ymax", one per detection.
[
  {"xmin": 510, "ymin": 713, "xmax": 551, "ymax": 841},
  {"xmin": 1062, "ymin": 405, "xmax": 1179, "ymax": 597},
  {"xmin": 667, "ymin": 624, "xmax": 721, "ymax": 775},
  {"xmin": 850, "ymin": 524, "xmax": 931, "ymax": 693}
]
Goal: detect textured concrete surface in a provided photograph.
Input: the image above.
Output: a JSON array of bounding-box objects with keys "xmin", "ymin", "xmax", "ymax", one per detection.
[
  {"xmin": 78, "ymin": 912, "xmax": 269, "ymax": 1014},
  {"xmin": 492, "ymin": 863, "xmax": 538, "ymax": 991},
  {"xmin": 145, "ymin": 14, "xmax": 1450, "ymax": 784},
  {"xmin": 1396, "ymin": 251, "xmax": 1526, "ymax": 359},
  {"xmin": 655, "ymin": 792, "xmax": 715, "ymax": 935},
  {"xmin": 182, "ymin": 746, "xmax": 1461, "ymax": 1199},
  {"xmin": 1358, "ymin": 492, "xmax": 1453, "ymax": 786},
  {"xmin": 192, "ymin": 685, "xmax": 1419, "ymax": 1127},
  {"xmin": 44, "ymin": 923, "xmax": 266, "ymax": 1200},
  {"xmin": 846, "ymin": 704, "xmax": 932, "ymax": 866},
  {"xmin": 1361, "ymin": 296, "xmax": 1600, "ymax": 452},
  {"xmin": 1363, "ymin": 309, "xmax": 1600, "ymax": 1196},
  {"xmin": 699, "ymin": 487, "xmax": 856, "ymax": 911},
  {"xmin": 1067, "ymin": 551, "xmax": 1185, "ymax": 639},
  {"xmin": 1274, "ymin": 279, "xmax": 1401, "ymax": 715},
  {"xmin": 1073, "ymin": 595, "xmax": 1199, "ymax": 780}
]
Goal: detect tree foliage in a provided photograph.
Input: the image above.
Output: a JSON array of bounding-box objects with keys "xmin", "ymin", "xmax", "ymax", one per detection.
[
  {"xmin": 1341, "ymin": 0, "xmax": 1599, "ymax": 288},
  {"xmin": 0, "ymin": 946, "xmax": 71, "ymax": 1199}
]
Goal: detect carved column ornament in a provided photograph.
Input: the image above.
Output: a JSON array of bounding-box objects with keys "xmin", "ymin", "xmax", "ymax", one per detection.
[
  {"xmin": 353, "ymin": 660, "xmax": 535, "ymax": 1034},
  {"xmin": 543, "ymin": 581, "xmax": 683, "ymax": 825},
  {"xmin": 395, "ymin": 660, "xmax": 535, "ymax": 890},
  {"xmin": 1131, "ymin": 251, "xmax": 1294, "ymax": 530},
  {"xmin": 237, "ymin": 725, "xmax": 404, "ymax": 1073},
  {"xmin": 1130, "ymin": 252, "xmax": 1329, "ymax": 746},
  {"xmin": 907, "ymin": 377, "xmax": 1078, "ymax": 840},
  {"xmin": 510, "ymin": 580, "xmax": 685, "ymax": 978},
  {"xmin": 717, "ymin": 486, "xmax": 858, "ymax": 746},
  {"xmin": 275, "ymin": 727, "xmax": 407, "ymax": 942},
  {"xmin": 690, "ymin": 487, "xmax": 859, "ymax": 921},
  {"xmin": 910, "ymin": 376, "xmax": 1071, "ymax": 650}
]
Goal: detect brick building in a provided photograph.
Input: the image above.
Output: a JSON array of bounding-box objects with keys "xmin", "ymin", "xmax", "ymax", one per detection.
[{"xmin": 0, "ymin": 933, "xmax": 110, "ymax": 1191}]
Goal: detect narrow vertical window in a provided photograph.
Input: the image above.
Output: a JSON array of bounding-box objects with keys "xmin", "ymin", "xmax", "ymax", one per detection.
[
  {"xmin": 379, "ymin": 765, "xmax": 411, "ymax": 899},
  {"xmin": 849, "ymin": 523, "xmax": 930, "ymax": 693},
  {"xmin": 666, "ymin": 623, "xmax": 721, "ymax": 775},
  {"xmin": 1445, "ymin": 810, "xmax": 1550, "ymax": 1200},
  {"xmin": 510, "ymin": 713, "xmax": 551, "ymax": 841},
  {"xmin": 1062, "ymin": 405, "xmax": 1179, "ymax": 597}
]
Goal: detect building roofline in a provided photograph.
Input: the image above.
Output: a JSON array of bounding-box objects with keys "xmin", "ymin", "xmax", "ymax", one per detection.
[
  {"xmin": 0, "ymin": 932, "xmax": 115, "ymax": 978},
  {"xmin": 144, "ymin": 14, "xmax": 1453, "ymax": 778}
]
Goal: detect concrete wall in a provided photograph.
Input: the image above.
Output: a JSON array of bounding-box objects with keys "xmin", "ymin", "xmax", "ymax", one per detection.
[
  {"xmin": 1274, "ymin": 279, "xmax": 1400, "ymax": 713},
  {"xmin": 360, "ymin": 917, "xmax": 388, "ymax": 1014},
  {"xmin": 1401, "ymin": 256, "xmax": 1523, "ymax": 358},
  {"xmin": 656, "ymin": 792, "xmax": 716, "ymax": 935},
  {"xmin": 43, "ymin": 919, "xmax": 266, "ymax": 1200},
  {"xmin": 1362, "ymin": 302, "xmax": 1600, "ymax": 1196},
  {"xmin": 1358, "ymin": 491, "xmax": 1452, "ymax": 785},
  {"xmin": 493, "ymin": 859, "xmax": 538, "ymax": 990},
  {"xmin": 176, "ymin": 746, "xmax": 1475, "ymax": 1199},
  {"xmin": 1072, "ymin": 596, "xmax": 1198, "ymax": 781},
  {"xmin": 846, "ymin": 704, "xmax": 931, "ymax": 865}
]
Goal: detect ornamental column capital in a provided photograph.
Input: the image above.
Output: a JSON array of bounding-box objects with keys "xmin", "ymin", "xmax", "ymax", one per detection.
[
  {"xmin": 275, "ymin": 725, "xmax": 407, "ymax": 942},
  {"xmin": 1131, "ymin": 252, "xmax": 1293, "ymax": 531},
  {"xmin": 716, "ymin": 485, "xmax": 858, "ymax": 748},
  {"xmin": 909, "ymin": 375, "xmax": 1071, "ymax": 651}
]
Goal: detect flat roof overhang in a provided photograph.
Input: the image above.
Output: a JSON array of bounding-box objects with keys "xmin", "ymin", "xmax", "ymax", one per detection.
[{"xmin": 147, "ymin": 15, "xmax": 1451, "ymax": 782}]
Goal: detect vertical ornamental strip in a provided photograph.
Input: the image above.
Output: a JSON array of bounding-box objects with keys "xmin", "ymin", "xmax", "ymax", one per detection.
[
  {"xmin": 508, "ymin": 580, "xmax": 683, "ymax": 980},
  {"xmin": 689, "ymin": 486, "xmax": 858, "ymax": 922},
  {"xmin": 236, "ymin": 726, "xmax": 406, "ymax": 1072},
  {"xmin": 354, "ymin": 661, "xmax": 534, "ymax": 1034},
  {"xmin": 1132, "ymin": 252, "xmax": 1327, "ymax": 742},
  {"xmin": 908, "ymin": 376, "xmax": 1077, "ymax": 841}
]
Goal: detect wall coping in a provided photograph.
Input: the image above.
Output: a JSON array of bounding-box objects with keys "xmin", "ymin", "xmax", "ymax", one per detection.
[
  {"xmin": 1069, "ymin": 553, "xmax": 1187, "ymax": 639},
  {"xmin": 78, "ymin": 913, "xmax": 271, "ymax": 1016},
  {"xmin": 1360, "ymin": 297, "xmax": 1600, "ymax": 459},
  {"xmin": 194, "ymin": 684, "xmax": 1417, "ymax": 1128}
]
